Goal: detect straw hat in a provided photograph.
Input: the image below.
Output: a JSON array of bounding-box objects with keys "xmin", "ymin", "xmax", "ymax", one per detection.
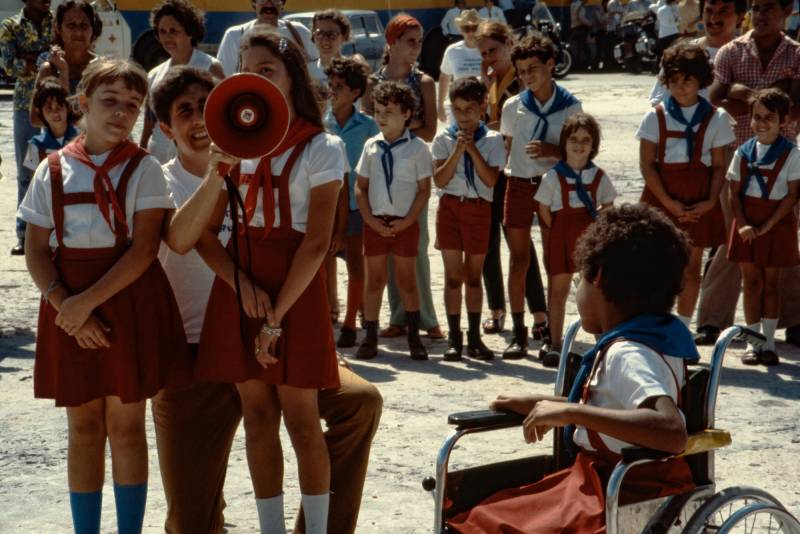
[{"xmin": 454, "ymin": 9, "xmax": 482, "ymax": 28}]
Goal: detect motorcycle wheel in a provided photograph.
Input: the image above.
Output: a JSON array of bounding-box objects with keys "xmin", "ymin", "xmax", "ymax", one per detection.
[{"xmin": 554, "ymin": 47, "xmax": 572, "ymax": 79}]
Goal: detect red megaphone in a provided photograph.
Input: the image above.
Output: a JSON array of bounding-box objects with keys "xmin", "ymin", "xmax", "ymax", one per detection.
[{"xmin": 204, "ymin": 73, "xmax": 291, "ymax": 175}]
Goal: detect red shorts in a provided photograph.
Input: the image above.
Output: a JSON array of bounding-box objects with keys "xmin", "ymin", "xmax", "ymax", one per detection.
[
  {"xmin": 363, "ymin": 216, "xmax": 419, "ymax": 257},
  {"xmin": 503, "ymin": 175, "xmax": 541, "ymax": 228},
  {"xmin": 435, "ymin": 194, "xmax": 492, "ymax": 255}
]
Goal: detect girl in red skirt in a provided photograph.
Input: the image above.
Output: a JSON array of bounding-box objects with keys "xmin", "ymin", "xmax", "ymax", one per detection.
[
  {"xmin": 535, "ymin": 113, "xmax": 617, "ymax": 368},
  {"xmin": 18, "ymin": 58, "xmax": 190, "ymax": 534},
  {"xmin": 450, "ymin": 204, "xmax": 698, "ymax": 533},
  {"xmin": 727, "ymin": 89, "xmax": 800, "ymax": 366},
  {"xmin": 636, "ymin": 41, "xmax": 735, "ymax": 329},
  {"xmin": 168, "ymin": 30, "xmax": 344, "ymax": 533}
]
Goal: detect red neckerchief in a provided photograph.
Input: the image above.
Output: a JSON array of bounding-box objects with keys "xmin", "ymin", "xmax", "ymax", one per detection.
[
  {"xmin": 61, "ymin": 135, "xmax": 142, "ymax": 236},
  {"xmin": 242, "ymin": 118, "xmax": 323, "ymax": 238}
]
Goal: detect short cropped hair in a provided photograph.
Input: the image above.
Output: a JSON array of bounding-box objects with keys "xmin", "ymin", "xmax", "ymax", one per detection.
[
  {"xmin": 150, "ymin": 0, "xmax": 206, "ymax": 46},
  {"xmin": 449, "ymin": 76, "xmax": 487, "ymax": 104},
  {"xmin": 78, "ymin": 58, "xmax": 148, "ymax": 99},
  {"xmin": 510, "ymin": 32, "xmax": 556, "ymax": 67},
  {"xmin": 32, "ymin": 77, "xmax": 77, "ymax": 130},
  {"xmin": 150, "ymin": 65, "xmax": 216, "ymax": 125},
  {"xmin": 574, "ymin": 204, "xmax": 690, "ymax": 316},
  {"xmin": 659, "ymin": 41, "xmax": 714, "ymax": 89},
  {"xmin": 325, "ymin": 56, "xmax": 370, "ymax": 98},
  {"xmin": 750, "ymin": 87, "xmax": 792, "ymax": 122},
  {"xmin": 312, "ymin": 9, "xmax": 351, "ymax": 41},
  {"xmin": 559, "ymin": 113, "xmax": 601, "ymax": 161},
  {"xmin": 372, "ymin": 81, "xmax": 416, "ymax": 125}
]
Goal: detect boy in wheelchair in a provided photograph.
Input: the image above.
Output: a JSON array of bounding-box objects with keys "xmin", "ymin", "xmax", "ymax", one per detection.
[{"xmin": 450, "ymin": 203, "xmax": 701, "ymax": 533}]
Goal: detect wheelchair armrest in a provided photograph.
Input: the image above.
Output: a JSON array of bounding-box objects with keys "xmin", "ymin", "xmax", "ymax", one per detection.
[
  {"xmin": 447, "ymin": 409, "xmax": 525, "ymax": 431},
  {"xmin": 619, "ymin": 429, "xmax": 732, "ymax": 462},
  {"xmin": 620, "ymin": 446, "xmax": 673, "ymax": 462}
]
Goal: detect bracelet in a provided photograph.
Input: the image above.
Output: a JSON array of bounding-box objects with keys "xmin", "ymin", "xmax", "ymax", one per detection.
[
  {"xmin": 261, "ymin": 323, "xmax": 282, "ymax": 337},
  {"xmin": 43, "ymin": 279, "xmax": 62, "ymax": 303}
]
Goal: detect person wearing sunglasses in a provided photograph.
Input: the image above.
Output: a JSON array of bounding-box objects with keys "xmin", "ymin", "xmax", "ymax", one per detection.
[{"xmin": 438, "ymin": 9, "xmax": 484, "ymax": 124}]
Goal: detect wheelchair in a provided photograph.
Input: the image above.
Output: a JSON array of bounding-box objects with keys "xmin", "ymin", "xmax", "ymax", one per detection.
[{"xmin": 423, "ymin": 320, "xmax": 800, "ymax": 533}]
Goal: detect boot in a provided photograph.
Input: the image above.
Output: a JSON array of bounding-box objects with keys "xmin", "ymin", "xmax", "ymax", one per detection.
[
  {"xmin": 503, "ymin": 326, "xmax": 528, "ymax": 360},
  {"xmin": 466, "ymin": 331, "xmax": 494, "ymax": 361},
  {"xmin": 407, "ymin": 311, "xmax": 429, "ymax": 360},
  {"xmin": 355, "ymin": 321, "xmax": 378, "ymax": 360},
  {"xmin": 443, "ymin": 330, "xmax": 463, "ymax": 361}
]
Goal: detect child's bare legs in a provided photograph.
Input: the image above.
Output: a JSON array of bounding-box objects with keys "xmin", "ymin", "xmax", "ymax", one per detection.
[
  {"xmin": 676, "ymin": 246, "xmax": 703, "ymax": 324},
  {"xmin": 325, "ymin": 255, "xmax": 339, "ymax": 322},
  {"xmin": 547, "ymin": 273, "xmax": 572, "ymax": 349},
  {"xmin": 465, "ymin": 254, "xmax": 486, "ymax": 314},
  {"xmin": 105, "ymin": 397, "xmax": 148, "ymax": 534},
  {"xmin": 67, "ymin": 399, "xmax": 106, "ymax": 534},
  {"xmin": 442, "ymin": 250, "xmax": 464, "ymax": 315},
  {"xmin": 740, "ymin": 263, "xmax": 763, "ymax": 326},
  {"xmin": 277, "ymin": 385, "xmax": 330, "ymax": 533},
  {"xmin": 505, "ymin": 227, "xmax": 531, "ymax": 357},
  {"xmin": 342, "ymin": 234, "xmax": 365, "ymax": 330},
  {"xmin": 357, "ymin": 255, "xmax": 388, "ymax": 359},
  {"xmin": 394, "ymin": 254, "xmax": 427, "ymax": 359}
]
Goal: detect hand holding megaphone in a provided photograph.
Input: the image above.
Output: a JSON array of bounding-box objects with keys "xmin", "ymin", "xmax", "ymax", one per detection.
[{"xmin": 208, "ymin": 143, "xmax": 241, "ymax": 180}]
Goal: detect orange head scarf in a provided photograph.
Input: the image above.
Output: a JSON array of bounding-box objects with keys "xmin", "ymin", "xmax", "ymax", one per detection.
[{"xmin": 385, "ymin": 15, "xmax": 422, "ymax": 45}]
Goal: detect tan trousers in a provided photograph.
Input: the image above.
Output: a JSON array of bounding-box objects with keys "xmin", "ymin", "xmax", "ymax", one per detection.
[
  {"xmin": 152, "ymin": 361, "xmax": 383, "ymax": 534},
  {"xmin": 697, "ymin": 184, "xmax": 800, "ymax": 329}
]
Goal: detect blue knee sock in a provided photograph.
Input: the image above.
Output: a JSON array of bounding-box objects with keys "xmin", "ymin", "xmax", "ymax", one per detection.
[
  {"xmin": 113, "ymin": 483, "xmax": 147, "ymax": 534},
  {"xmin": 70, "ymin": 490, "xmax": 102, "ymax": 534}
]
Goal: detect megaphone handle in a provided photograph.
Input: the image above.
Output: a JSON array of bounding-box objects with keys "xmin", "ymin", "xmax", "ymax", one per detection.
[{"xmin": 218, "ymin": 162, "xmax": 231, "ymax": 176}]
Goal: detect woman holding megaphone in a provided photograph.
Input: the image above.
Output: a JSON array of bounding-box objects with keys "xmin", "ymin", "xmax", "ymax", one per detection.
[{"xmin": 166, "ymin": 29, "xmax": 345, "ymax": 534}]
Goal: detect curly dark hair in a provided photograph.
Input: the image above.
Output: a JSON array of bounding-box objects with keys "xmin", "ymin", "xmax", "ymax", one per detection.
[
  {"xmin": 312, "ymin": 9, "xmax": 351, "ymax": 42},
  {"xmin": 150, "ymin": 0, "xmax": 206, "ymax": 47},
  {"xmin": 150, "ymin": 65, "xmax": 216, "ymax": 125},
  {"xmin": 372, "ymin": 81, "xmax": 416, "ymax": 125},
  {"xmin": 55, "ymin": 1, "xmax": 102, "ymax": 44},
  {"xmin": 659, "ymin": 41, "xmax": 714, "ymax": 89},
  {"xmin": 510, "ymin": 32, "xmax": 556, "ymax": 68},
  {"xmin": 32, "ymin": 76, "xmax": 78, "ymax": 130},
  {"xmin": 559, "ymin": 113, "xmax": 601, "ymax": 161},
  {"xmin": 574, "ymin": 203, "xmax": 690, "ymax": 316},
  {"xmin": 325, "ymin": 56, "xmax": 370, "ymax": 98},
  {"xmin": 449, "ymin": 76, "xmax": 487, "ymax": 104},
  {"xmin": 749, "ymin": 87, "xmax": 792, "ymax": 122}
]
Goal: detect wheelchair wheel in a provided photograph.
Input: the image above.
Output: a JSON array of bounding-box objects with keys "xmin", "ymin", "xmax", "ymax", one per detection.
[
  {"xmin": 682, "ymin": 486, "xmax": 788, "ymax": 533},
  {"xmin": 717, "ymin": 503, "xmax": 800, "ymax": 533}
]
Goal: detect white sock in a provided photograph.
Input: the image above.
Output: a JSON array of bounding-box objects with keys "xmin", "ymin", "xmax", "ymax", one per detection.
[
  {"xmin": 761, "ymin": 318, "xmax": 777, "ymax": 352},
  {"xmin": 256, "ymin": 494, "xmax": 286, "ymax": 534},
  {"xmin": 677, "ymin": 314, "xmax": 692, "ymax": 328},
  {"xmin": 746, "ymin": 322, "xmax": 761, "ymax": 352},
  {"xmin": 301, "ymin": 493, "xmax": 329, "ymax": 534}
]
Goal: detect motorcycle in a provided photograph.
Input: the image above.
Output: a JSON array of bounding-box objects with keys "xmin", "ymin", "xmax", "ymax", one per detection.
[
  {"xmin": 612, "ymin": 10, "xmax": 657, "ymax": 74},
  {"xmin": 513, "ymin": 15, "xmax": 573, "ymax": 79}
]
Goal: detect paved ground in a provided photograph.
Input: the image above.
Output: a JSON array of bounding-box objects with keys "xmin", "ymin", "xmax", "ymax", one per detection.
[{"xmin": 0, "ymin": 72, "xmax": 798, "ymax": 532}]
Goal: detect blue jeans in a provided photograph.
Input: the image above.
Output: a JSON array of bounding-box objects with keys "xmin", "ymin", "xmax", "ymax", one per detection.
[{"xmin": 14, "ymin": 109, "xmax": 38, "ymax": 241}]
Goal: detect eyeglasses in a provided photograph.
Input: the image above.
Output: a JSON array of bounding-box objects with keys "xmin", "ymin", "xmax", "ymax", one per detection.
[
  {"xmin": 314, "ymin": 29, "xmax": 342, "ymax": 40},
  {"xmin": 460, "ymin": 24, "xmax": 478, "ymax": 33}
]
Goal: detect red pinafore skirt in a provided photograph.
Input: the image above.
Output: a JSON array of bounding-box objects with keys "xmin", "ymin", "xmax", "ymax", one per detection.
[
  {"xmin": 640, "ymin": 105, "xmax": 726, "ymax": 247},
  {"xmin": 545, "ymin": 170, "xmax": 603, "ymax": 276},
  {"xmin": 195, "ymin": 143, "xmax": 339, "ymax": 390},
  {"xmin": 449, "ymin": 340, "xmax": 696, "ymax": 533},
  {"xmin": 35, "ymin": 152, "xmax": 191, "ymax": 407},
  {"xmin": 727, "ymin": 151, "xmax": 800, "ymax": 268}
]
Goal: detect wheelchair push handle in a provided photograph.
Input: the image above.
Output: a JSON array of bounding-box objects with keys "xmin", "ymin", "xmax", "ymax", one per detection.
[
  {"xmin": 735, "ymin": 327, "xmax": 766, "ymax": 347},
  {"xmin": 447, "ymin": 409, "xmax": 525, "ymax": 430}
]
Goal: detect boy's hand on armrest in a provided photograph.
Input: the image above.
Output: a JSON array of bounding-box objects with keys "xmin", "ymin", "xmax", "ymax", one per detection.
[
  {"xmin": 522, "ymin": 399, "xmax": 571, "ymax": 443},
  {"xmin": 492, "ymin": 394, "xmax": 551, "ymax": 415}
]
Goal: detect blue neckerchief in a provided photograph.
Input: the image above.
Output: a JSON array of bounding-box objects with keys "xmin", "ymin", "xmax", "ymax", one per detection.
[
  {"xmin": 663, "ymin": 95, "xmax": 713, "ymax": 160},
  {"xmin": 446, "ymin": 122, "xmax": 488, "ymax": 194},
  {"xmin": 737, "ymin": 136, "xmax": 795, "ymax": 199},
  {"xmin": 563, "ymin": 313, "xmax": 699, "ymax": 454},
  {"xmin": 553, "ymin": 160, "xmax": 598, "ymax": 219},
  {"xmin": 30, "ymin": 124, "xmax": 78, "ymax": 151},
  {"xmin": 376, "ymin": 133, "xmax": 410, "ymax": 204},
  {"xmin": 520, "ymin": 83, "xmax": 579, "ymax": 142}
]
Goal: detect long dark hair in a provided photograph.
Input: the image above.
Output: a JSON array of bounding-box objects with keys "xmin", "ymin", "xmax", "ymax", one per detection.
[
  {"xmin": 55, "ymin": 0, "xmax": 103, "ymax": 46},
  {"xmin": 239, "ymin": 29, "xmax": 323, "ymax": 127}
]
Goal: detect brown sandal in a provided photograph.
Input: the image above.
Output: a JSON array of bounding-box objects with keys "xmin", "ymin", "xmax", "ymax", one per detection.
[{"xmin": 379, "ymin": 324, "xmax": 407, "ymax": 338}]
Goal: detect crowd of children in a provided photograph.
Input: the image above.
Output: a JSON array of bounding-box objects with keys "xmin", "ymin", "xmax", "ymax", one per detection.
[{"xmin": 12, "ymin": 0, "xmax": 800, "ymax": 531}]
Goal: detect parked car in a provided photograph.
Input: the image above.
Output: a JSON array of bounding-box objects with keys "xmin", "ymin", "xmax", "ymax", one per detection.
[{"xmin": 283, "ymin": 10, "xmax": 386, "ymax": 72}]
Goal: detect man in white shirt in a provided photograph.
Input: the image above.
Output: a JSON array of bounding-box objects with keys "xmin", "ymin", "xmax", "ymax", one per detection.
[
  {"xmin": 479, "ymin": 0, "xmax": 508, "ymax": 23},
  {"xmin": 442, "ymin": 0, "xmax": 467, "ymax": 39},
  {"xmin": 216, "ymin": 0, "xmax": 319, "ymax": 76}
]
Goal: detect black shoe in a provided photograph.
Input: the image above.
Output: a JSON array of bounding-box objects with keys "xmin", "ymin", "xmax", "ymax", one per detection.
[
  {"xmin": 502, "ymin": 327, "xmax": 528, "ymax": 360},
  {"xmin": 336, "ymin": 326, "xmax": 357, "ymax": 348},
  {"xmin": 444, "ymin": 331, "xmax": 463, "ymax": 361},
  {"xmin": 10, "ymin": 241, "xmax": 24, "ymax": 256},
  {"xmin": 482, "ymin": 312, "xmax": 506, "ymax": 334},
  {"xmin": 409, "ymin": 340, "xmax": 429, "ymax": 360},
  {"xmin": 741, "ymin": 349, "xmax": 760, "ymax": 365},
  {"xmin": 355, "ymin": 339, "xmax": 378, "ymax": 360},
  {"xmin": 539, "ymin": 344, "xmax": 561, "ymax": 368},
  {"xmin": 466, "ymin": 336, "xmax": 494, "ymax": 361},
  {"xmin": 785, "ymin": 325, "xmax": 800, "ymax": 347},
  {"xmin": 694, "ymin": 325, "xmax": 720, "ymax": 346},
  {"xmin": 759, "ymin": 349, "xmax": 780, "ymax": 366},
  {"xmin": 531, "ymin": 321, "xmax": 549, "ymax": 342}
]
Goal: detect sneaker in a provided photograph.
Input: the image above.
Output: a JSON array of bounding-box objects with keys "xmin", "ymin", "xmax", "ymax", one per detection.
[
  {"xmin": 694, "ymin": 325, "xmax": 720, "ymax": 346},
  {"xmin": 336, "ymin": 326, "xmax": 357, "ymax": 348}
]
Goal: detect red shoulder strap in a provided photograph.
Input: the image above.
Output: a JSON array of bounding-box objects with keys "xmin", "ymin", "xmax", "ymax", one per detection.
[
  {"xmin": 48, "ymin": 152, "xmax": 67, "ymax": 248},
  {"xmin": 276, "ymin": 135, "xmax": 315, "ymax": 230}
]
